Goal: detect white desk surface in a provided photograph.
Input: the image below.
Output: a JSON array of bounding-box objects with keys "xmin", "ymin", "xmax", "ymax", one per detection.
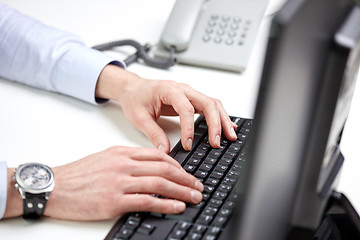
[{"xmin": 0, "ymin": 0, "xmax": 359, "ymax": 239}]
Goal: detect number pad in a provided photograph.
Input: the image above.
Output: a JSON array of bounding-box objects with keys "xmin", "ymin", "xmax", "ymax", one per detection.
[{"xmin": 202, "ymin": 13, "xmax": 251, "ymax": 46}]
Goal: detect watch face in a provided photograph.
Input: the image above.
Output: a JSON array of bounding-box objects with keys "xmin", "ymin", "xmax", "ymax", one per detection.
[{"xmin": 18, "ymin": 164, "xmax": 53, "ymax": 190}]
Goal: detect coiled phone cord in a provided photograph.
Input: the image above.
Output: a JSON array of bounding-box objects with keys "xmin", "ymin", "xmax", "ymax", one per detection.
[{"xmin": 92, "ymin": 39, "xmax": 177, "ymax": 69}]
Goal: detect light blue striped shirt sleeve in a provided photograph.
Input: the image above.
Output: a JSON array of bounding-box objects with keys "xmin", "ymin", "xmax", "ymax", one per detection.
[
  {"xmin": 0, "ymin": 161, "xmax": 7, "ymax": 219},
  {"xmin": 0, "ymin": 4, "xmax": 125, "ymax": 219},
  {"xmin": 0, "ymin": 3, "xmax": 125, "ymax": 104}
]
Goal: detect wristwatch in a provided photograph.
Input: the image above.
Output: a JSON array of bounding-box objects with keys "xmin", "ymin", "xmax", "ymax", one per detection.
[{"xmin": 13, "ymin": 162, "xmax": 55, "ymax": 220}]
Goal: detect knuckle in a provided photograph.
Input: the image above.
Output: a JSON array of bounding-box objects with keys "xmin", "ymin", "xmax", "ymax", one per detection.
[
  {"xmin": 160, "ymin": 163, "xmax": 173, "ymax": 176},
  {"xmin": 163, "ymin": 80, "xmax": 179, "ymax": 91},
  {"xmin": 136, "ymin": 196, "xmax": 152, "ymax": 210},
  {"xmin": 179, "ymin": 82, "xmax": 191, "ymax": 89},
  {"xmin": 183, "ymin": 104, "xmax": 195, "ymax": 115},
  {"xmin": 108, "ymin": 145, "xmax": 126, "ymax": 155},
  {"xmin": 214, "ymin": 98, "xmax": 222, "ymax": 106},
  {"xmin": 153, "ymin": 177, "xmax": 167, "ymax": 189},
  {"xmin": 206, "ymin": 98, "xmax": 218, "ymax": 108},
  {"xmin": 147, "ymin": 129, "xmax": 162, "ymax": 142}
]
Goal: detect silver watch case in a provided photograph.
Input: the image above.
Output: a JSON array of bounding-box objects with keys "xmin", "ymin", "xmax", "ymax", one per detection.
[{"xmin": 13, "ymin": 163, "xmax": 55, "ymax": 200}]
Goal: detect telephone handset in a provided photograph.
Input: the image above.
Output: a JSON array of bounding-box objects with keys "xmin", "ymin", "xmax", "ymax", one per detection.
[
  {"xmin": 154, "ymin": 0, "xmax": 269, "ymax": 72},
  {"xmin": 160, "ymin": 0, "xmax": 204, "ymax": 52}
]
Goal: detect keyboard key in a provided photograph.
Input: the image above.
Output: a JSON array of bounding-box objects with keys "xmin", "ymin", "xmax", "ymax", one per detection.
[
  {"xmin": 198, "ymin": 143, "xmax": 210, "ymax": 152},
  {"xmin": 187, "ymin": 157, "xmax": 201, "ymax": 166},
  {"xmin": 223, "ymin": 152, "xmax": 237, "ymax": 160},
  {"xmin": 199, "ymin": 164, "xmax": 212, "ymax": 172},
  {"xmin": 204, "ymin": 156, "xmax": 217, "ymax": 165},
  {"xmin": 228, "ymin": 144, "xmax": 241, "ymax": 153},
  {"xmin": 184, "ymin": 164, "xmax": 196, "ymax": 173},
  {"xmin": 209, "ymin": 171, "xmax": 223, "ymax": 179},
  {"xmin": 213, "ymin": 191, "xmax": 228, "ymax": 200},
  {"xmin": 194, "ymin": 170, "xmax": 209, "ymax": 179},
  {"xmin": 218, "ymin": 157, "xmax": 233, "ymax": 166},
  {"xmin": 232, "ymin": 117, "xmax": 244, "ymax": 128},
  {"xmin": 207, "ymin": 226, "xmax": 222, "ymax": 236},
  {"xmin": 115, "ymin": 226, "xmax": 134, "ymax": 239},
  {"xmin": 173, "ymin": 148, "xmax": 191, "ymax": 165},
  {"xmin": 214, "ymin": 164, "xmax": 228, "ymax": 173},
  {"xmin": 186, "ymin": 232, "xmax": 202, "ymax": 240},
  {"xmin": 223, "ymin": 177, "xmax": 237, "ymax": 186},
  {"xmin": 202, "ymin": 193, "xmax": 210, "ymax": 201},
  {"xmin": 213, "ymin": 216, "xmax": 227, "ymax": 227},
  {"xmin": 137, "ymin": 223, "xmax": 156, "ymax": 235},
  {"xmin": 208, "ymin": 199, "xmax": 223, "ymax": 208},
  {"xmin": 191, "ymin": 224, "xmax": 207, "ymax": 234},
  {"xmin": 193, "ymin": 150, "xmax": 206, "ymax": 159},
  {"xmin": 196, "ymin": 214, "xmax": 213, "ymax": 225},
  {"xmin": 165, "ymin": 207, "xmax": 200, "ymax": 222},
  {"xmin": 203, "ymin": 185, "xmax": 215, "ymax": 194},
  {"xmin": 219, "ymin": 208, "xmax": 231, "ymax": 218},
  {"xmin": 204, "ymin": 178, "xmax": 219, "ymax": 187},
  {"xmin": 124, "ymin": 217, "xmax": 140, "ymax": 230},
  {"xmin": 169, "ymin": 229, "xmax": 187, "ymax": 239},
  {"xmin": 177, "ymin": 221, "xmax": 192, "ymax": 231},
  {"xmin": 204, "ymin": 206, "xmax": 218, "ymax": 216}
]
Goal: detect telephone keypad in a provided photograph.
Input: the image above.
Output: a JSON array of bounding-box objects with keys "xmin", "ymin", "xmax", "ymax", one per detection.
[{"xmin": 203, "ymin": 14, "xmax": 251, "ymax": 47}]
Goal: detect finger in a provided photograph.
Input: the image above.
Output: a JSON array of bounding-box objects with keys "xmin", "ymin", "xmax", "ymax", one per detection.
[
  {"xmin": 178, "ymin": 85, "xmax": 224, "ymax": 148},
  {"xmin": 121, "ymin": 194, "xmax": 186, "ymax": 214},
  {"xmin": 217, "ymin": 102, "xmax": 237, "ymax": 141},
  {"xmin": 133, "ymin": 115, "xmax": 171, "ymax": 153},
  {"xmin": 162, "ymin": 91, "xmax": 195, "ymax": 151},
  {"xmin": 123, "ymin": 176, "xmax": 203, "ymax": 204},
  {"xmin": 130, "ymin": 161, "xmax": 203, "ymax": 192},
  {"xmin": 129, "ymin": 148, "xmax": 182, "ymax": 169}
]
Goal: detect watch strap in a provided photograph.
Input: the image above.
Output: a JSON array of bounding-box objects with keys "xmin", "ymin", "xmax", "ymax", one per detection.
[{"xmin": 23, "ymin": 192, "xmax": 48, "ymax": 220}]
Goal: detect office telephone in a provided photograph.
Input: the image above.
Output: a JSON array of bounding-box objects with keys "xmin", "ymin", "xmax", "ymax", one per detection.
[{"xmin": 153, "ymin": 0, "xmax": 269, "ymax": 72}]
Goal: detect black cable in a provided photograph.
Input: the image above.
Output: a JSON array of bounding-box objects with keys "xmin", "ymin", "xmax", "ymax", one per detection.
[{"xmin": 92, "ymin": 39, "xmax": 177, "ymax": 69}]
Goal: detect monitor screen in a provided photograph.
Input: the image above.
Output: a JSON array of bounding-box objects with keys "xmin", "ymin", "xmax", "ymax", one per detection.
[{"xmin": 233, "ymin": 0, "xmax": 360, "ymax": 239}]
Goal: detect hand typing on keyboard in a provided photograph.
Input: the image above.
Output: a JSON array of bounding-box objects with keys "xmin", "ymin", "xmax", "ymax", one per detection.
[
  {"xmin": 96, "ymin": 65, "xmax": 238, "ymax": 152},
  {"xmin": 41, "ymin": 147, "xmax": 204, "ymax": 221}
]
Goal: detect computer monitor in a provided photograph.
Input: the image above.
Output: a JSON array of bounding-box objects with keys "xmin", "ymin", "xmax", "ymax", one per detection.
[{"xmin": 234, "ymin": 0, "xmax": 360, "ymax": 239}]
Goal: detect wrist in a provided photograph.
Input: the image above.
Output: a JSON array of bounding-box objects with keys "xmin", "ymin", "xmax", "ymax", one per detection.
[
  {"xmin": 3, "ymin": 168, "xmax": 22, "ymax": 218},
  {"xmin": 95, "ymin": 64, "xmax": 141, "ymax": 102}
]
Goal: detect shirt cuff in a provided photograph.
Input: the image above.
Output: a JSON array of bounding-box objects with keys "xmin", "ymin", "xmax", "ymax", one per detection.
[
  {"xmin": 0, "ymin": 161, "xmax": 7, "ymax": 220},
  {"xmin": 52, "ymin": 46, "xmax": 125, "ymax": 105}
]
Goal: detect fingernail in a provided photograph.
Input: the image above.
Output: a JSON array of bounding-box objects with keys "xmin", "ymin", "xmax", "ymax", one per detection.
[
  {"xmin": 191, "ymin": 190, "xmax": 203, "ymax": 203},
  {"xmin": 187, "ymin": 138, "xmax": 193, "ymax": 150},
  {"xmin": 215, "ymin": 134, "xmax": 221, "ymax": 146},
  {"xmin": 195, "ymin": 180, "xmax": 204, "ymax": 192},
  {"xmin": 230, "ymin": 127, "xmax": 236, "ymax": 138},
  {"xmin": 173, "ymin": 201, "xmax": 186, "ymax": 212},
  {"xmin": 158, "ymin": 144, "xmax": 166, "ymax": 152}
]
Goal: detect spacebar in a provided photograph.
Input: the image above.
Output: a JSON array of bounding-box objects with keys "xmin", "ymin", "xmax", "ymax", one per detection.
[
  {"xmin": 130, "ymin": 218, "xmax": 177, "ymax": 240},
  {"xmin": 173, "ymin": 132, "xmax": 205, "ymax": 165}
]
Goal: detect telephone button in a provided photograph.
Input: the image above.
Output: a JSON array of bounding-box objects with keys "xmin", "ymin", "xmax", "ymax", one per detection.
[
  {"xmin": 203, "ymin": 35, "xmax": 211, "ymax": 42},
  {"xmin": 228, "ymin": 31, "xmax": 236, "ymax": 37},
  {"xmin": 205, "ymin": 28, "xmax": 213, "ymax": 34},
  {"xmin": 208, "ymin": 20, "xmax": 216, "ymax": 27},
  {"xmin": 225, "ymin": 39, "xmax": 234, "ymax": 45},
  {"xmin": 217, "ymin": 30, "xmax": 225, "ymax": 36},
  {"xmin": 233, "ymin": 17, "xmax": 242, "ymax": 23},
  {"xmin": 214, "ymin": 37, "xmax": 222, "ymax": 44}
]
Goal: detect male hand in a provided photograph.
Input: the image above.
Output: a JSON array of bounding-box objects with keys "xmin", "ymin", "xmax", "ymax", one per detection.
[
  {"xmin": 5, "ymin": 147, "xmax": 203, "ymax": 220},
  {"xmin": 96, "ymin": 65, "xmax": 237, "ymax": 153}
]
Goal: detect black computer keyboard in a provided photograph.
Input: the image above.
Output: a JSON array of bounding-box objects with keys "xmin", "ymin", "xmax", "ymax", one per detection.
[{"xmin": 105, "ymin": 116, "xmax": 252, "ymax": 240}]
